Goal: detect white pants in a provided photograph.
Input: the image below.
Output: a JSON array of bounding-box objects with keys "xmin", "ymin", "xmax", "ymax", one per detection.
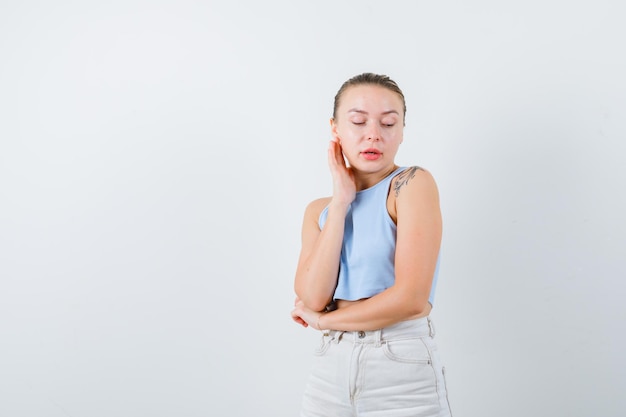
[{"xmin": 300, "ymin": 317, "xmax": 453, "ymax": 417}]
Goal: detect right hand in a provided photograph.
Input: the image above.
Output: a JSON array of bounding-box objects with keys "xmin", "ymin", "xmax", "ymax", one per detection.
[
  {"xmin": 328, "ymin": 139, "xmax": 356, "ymax": 208},
  {"xmin": 291, "ymin": 296, "xmax": 325, "ymax": 330},
  {"xmin": 291, "ymin": 296, "xmax": 308, "ymax": 327}
]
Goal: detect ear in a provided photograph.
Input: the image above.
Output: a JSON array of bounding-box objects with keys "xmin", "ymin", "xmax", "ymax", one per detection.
[{"xmin": 330, "ymin": 117, "xmax": 340, "ymax": 141}]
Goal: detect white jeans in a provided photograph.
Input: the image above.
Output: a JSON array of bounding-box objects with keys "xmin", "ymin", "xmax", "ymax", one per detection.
[{"xmin": 300, "ymin": 317, "xmax": 453, "ymax": 417}]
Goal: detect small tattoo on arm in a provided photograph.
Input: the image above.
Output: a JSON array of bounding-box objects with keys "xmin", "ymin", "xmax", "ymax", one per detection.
[{"xmin": 394, "ymin": 166, "xmax": 424, "ymax": 197}]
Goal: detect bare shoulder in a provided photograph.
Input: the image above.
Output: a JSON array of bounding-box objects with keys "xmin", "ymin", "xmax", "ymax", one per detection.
[
  {"xmin": 391, "ymin": 166, "xmax": 439, "ymax": 199},
  {"xmin": 387, "ymin": 166, "xmax": 441, "ymax": 230},
  {"xmin": 388, "ymin": 167, "xmax": 439, "ymax": 223},
  {"xmin": 303, "ymin": 196, "xmax": 333, "ymax": 223}
]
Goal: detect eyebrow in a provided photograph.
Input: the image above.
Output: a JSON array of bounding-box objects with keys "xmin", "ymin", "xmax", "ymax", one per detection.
[{"xmin": 347, "ymin": 108, "xmax": 400, "ymax": 116}]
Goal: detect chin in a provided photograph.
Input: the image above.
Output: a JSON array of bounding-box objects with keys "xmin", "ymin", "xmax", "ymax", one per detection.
[{"xmin": 353, "ymin": 162, "xmax": 387, "ymax": 173}]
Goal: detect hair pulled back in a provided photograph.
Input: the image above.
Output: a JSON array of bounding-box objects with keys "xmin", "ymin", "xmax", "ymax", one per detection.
[{"xmin": 333, "ymin": 73, "xmax": 406, "ymax": 123}]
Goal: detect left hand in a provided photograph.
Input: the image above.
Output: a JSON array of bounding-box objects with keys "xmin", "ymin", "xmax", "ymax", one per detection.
[
  {"xmin": 291, "ymin": 297, "xmax": 324, "ymax": 330},
  {"xmin": 328, "ymin": 139, "xmax": 356, "ymax": 208}
]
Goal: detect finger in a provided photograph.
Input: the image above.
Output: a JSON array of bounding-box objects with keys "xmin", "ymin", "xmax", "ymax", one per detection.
[
  {"xmin": 336, "ymin": 142, "xmax": 348, "ymax": 168},
  {"xmin": 330, "ymin": 141, "xmax": 345, "ymax": 169},
  {"xmin": 334, "ymin": 140, "xmax": 344, "ymax": 164},
  {"xmin": 328, "ymin": 141, "xmax": 341, "ymax": 170},
  {"xmin": 291, "ymin": 311, "xmax": 309, "ymax": 327}
]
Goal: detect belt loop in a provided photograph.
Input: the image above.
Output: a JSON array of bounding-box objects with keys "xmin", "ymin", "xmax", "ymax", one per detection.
[
  {"xmin": 427, "ymin": 317, "xmax": 436, "ymax": 337},
  {"xmin": 374, "ymin": 329, "xmax": 382, "ymax": 347}
]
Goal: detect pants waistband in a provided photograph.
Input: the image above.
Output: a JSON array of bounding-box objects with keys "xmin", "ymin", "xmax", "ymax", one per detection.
[{"xmin": 324, "ymin": 316, "xmax": 435, "ymax": 346}]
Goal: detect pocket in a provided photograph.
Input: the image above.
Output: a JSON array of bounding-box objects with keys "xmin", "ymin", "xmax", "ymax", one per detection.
[
  {"xmin": 375, "ymin": 337, "xmax": 439, "ymax": 408},
  {"xmin": 313, "ymin": 333, "xmax": 332, "ymax": 356},
  {"xmin": 382, "ymin": 337, "xmax": 432, "ymax": 364}
]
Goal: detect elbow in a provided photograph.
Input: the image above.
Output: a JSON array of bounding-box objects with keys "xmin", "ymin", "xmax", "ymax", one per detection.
[
  {"xmin": 407, "ymin": 300, "xmax": 430, "ymax": 317},
  {"xmin": 300, "ymin": 295, "xmax": 332, "ymax": 312},
  {"xmin": 294, "ymin": 287, "xmax": 331, "ymax": 312},
  {"xmin": 394, "ymin": 288, "xmax": 430, "ymax": 318},
  {"xmin": 310, "ymin": 301, "xmax": 331, "ymax": 312}
]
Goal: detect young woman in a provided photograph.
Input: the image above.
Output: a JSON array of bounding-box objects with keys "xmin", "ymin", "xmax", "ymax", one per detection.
[{"xmin": 291, "ymin": 73, "xmax": 452, "ymax": 417}]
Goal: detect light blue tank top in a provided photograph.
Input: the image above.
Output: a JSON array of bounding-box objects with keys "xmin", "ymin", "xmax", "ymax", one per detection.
[{"xmin": 319, "ymin": 166, "xmax": 440, "ymax": 305}]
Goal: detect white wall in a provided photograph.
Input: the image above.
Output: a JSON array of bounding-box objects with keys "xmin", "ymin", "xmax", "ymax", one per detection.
[{"xmin": 1, "ymin": 1, "xmax": 625, "ymax": 416}]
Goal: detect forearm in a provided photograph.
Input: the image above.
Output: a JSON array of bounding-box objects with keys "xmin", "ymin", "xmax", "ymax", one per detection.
[
  {"xmin": 317, "ymin": 286, "xmax": 430, "ymax": 331},
  {"xmin": 295, "ymin": 204, "xmax": 348, "ymax": 311}
]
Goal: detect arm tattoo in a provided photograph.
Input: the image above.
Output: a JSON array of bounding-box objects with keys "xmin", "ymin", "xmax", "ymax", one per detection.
[{"xmin": 393, "ymin": 166, "xmax": 424, "ymax": 197}]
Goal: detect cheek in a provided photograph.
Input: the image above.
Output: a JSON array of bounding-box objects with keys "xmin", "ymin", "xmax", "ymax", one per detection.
[
  {"xmin": 336, "ymin": 128, "xmax": 358, "ymax": 143},
  {"xmin": 383, "ymin": 130, "xmax": 402, "ymax": 142}
]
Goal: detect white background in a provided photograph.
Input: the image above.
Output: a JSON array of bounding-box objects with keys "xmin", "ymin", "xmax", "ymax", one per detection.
[{"xmin": 1, "ymin": 1, "xmax": 625, "ymax": 416}]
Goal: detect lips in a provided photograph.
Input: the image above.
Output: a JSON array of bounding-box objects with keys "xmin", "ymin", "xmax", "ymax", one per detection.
[{"xmin": 361, "ymin": 148, "xmax": 382, "ymax": 160}]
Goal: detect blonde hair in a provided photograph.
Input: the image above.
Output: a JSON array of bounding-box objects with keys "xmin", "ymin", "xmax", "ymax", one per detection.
[{"xmin": 333, "ymin": 73, "xmax": 406, "ymax": 123}]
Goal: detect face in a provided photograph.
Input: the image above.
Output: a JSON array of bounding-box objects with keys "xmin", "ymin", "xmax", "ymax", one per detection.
[{"xmin": 331, "ymin": 84, "xmax": 404, "ymax": 173}]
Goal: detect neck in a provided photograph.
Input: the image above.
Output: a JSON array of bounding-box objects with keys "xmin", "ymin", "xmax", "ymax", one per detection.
[{"xmin": 354, "ymin": 165, "xmax": 399, "ymax": 191}]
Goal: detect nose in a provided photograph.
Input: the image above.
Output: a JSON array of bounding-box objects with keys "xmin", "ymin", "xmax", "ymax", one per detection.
[{"xmin": 367, "ymin": 124, "xmax": 381, "ymax": 142}]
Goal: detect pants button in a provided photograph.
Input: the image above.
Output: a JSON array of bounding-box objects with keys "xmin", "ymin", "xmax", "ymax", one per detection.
[{"xmin": 358, "ymin": 331, "xmax": 366, "ymax": 339}]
